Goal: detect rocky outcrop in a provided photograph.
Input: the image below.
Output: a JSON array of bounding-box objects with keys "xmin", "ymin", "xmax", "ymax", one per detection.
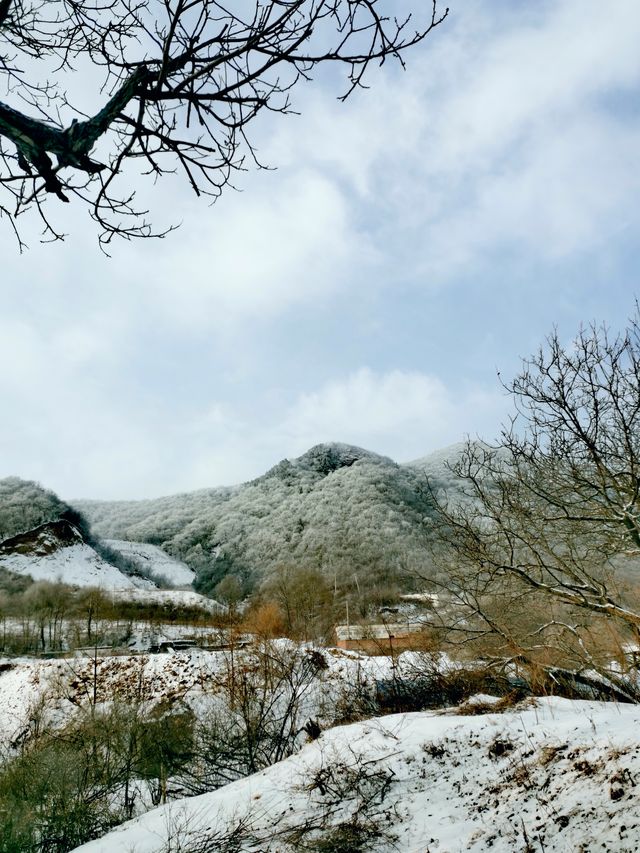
[{"xmin": 0, "ymin": 519, "xmax": 84, "ymax": 557}]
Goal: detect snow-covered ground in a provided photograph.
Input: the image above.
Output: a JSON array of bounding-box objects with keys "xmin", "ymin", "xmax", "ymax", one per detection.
[
  {"xmin": 0, "ymin": 542, "xmax": 140, "ymax": 588},
  {"xmin": 3, "ymin": 645, "xmax": 638, "ymax": 852},
  {"xmin": 73, "ymin": 696, "xmax": 640, "ymax": 853},
  {"xmin": 108, "ymin": 586, "xmax": 223, "ymax": 613},
  {"xmin": 104, "ymin": 540, "xmax": 196, "ymax": 586},
  {"xmin": 0, "ymin": 647, "xmax": 391, "ymax": 751}
]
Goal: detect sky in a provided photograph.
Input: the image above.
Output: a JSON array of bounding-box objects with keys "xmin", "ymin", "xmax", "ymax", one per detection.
[{"xmin": 2, "ymin": 0, "xmax": 640, "ymax": 501}]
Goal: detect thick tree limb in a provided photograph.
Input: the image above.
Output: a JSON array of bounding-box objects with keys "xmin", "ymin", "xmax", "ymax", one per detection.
[
  {"xmin": 0, "ymin": 65, "xmax": 151, "ymax": 201},
  {"xmin": 0, "ymin": 0, "xmax": 11, "ymax": 30}
]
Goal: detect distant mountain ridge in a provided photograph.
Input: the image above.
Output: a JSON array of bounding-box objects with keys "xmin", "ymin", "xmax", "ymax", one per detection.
[{"xmin": 77, "ymin": 442, "xmax": 464, "ymax": 596}]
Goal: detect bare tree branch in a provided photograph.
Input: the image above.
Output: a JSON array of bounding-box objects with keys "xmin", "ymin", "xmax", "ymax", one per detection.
[
  {"xmin": 0, "ymin": 0, "xmax": 448, "ymax": 247},
  {"xmin": 425, "ymin": 308, "xmax": 640, "ymax": 697}
]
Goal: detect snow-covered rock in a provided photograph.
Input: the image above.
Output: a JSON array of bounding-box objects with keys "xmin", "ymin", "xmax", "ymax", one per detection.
[
  {"xmin": 0, "ymin": 542, "xmax": 140, "ymax": 588},
  {"xmin": 0, "ymin": 520, "xmax": 138, "ymax": 589}
]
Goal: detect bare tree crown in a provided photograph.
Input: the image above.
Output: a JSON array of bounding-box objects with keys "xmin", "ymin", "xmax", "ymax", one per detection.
[
  {"xmin": 426, "ymin": 309, "xmax": 640, "ymax": 698},
  {"xmin": 418, "ymin": 305, "xmax": 640, "ymax": 702},
  {"xmin": 0, "ymin": 0, "xmax": 447, "ymax": 248}
]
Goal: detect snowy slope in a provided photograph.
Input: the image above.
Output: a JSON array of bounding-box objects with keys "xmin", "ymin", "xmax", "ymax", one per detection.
[
  {"xmin": 109, "ymin": 587, "xmax": 222, "ymax": 613},
  {"xmin": 104, "ymin": 539, "xmax": 196, "ymax": 586},
  {"xmin": 0, "ymin": 648, "xmax": 393, "ymax": 752},
  {"xmin": 73, "ymin": 697, "xmax": 640, "ymax": 853},
  {"xmin": 0, "ymin": 518, "xmax": 147, "ymax": 589},
  {"xmin": 0, "ymin": 660, "xmax": 53, "ymax": 748},
  {"xmin": 0, "ymin": 542, "xmax": 140, "ymax": 588}
]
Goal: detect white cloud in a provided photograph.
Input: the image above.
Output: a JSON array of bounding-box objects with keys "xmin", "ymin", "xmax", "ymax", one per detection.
[
  {"xmin": 277, "ymin": 368, "xmax": 504, "ymax": 461},
  {"xmin": 175, "ymin": 368, "xmax": 506, "ymax": 493},
  {"xmin": 124, "ymin": 169, "xmax": 375, "ymax": 332},
  {"xmin": 284, "ymin": 368, "xmax": 453, "ymax": 445},
  {"xmin": 264, "ymin": 0, "xmax": 640, "ymax": 279},
  {"xmin": 423, "ymin": 0, "xmax": 640, "ymax": 172},
  {"xmin": 2, "ymin": 0, "xmax": 640, "ymax": 499},
  {"xmin": 106, "ymin": 368, "xmax": 506, "ymax": 498},
  {"xmin": 0, "ymin": 314, "xmax": 160, "ymax": 498}
]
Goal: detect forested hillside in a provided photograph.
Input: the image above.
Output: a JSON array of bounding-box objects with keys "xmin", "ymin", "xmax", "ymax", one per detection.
[
  {"xmin": 79, "ymin": 443, "xmax": 459, "ymax": 596},
  {"xmin": 0, "ymin": 477, "xmax": 83, "ymax": 542}
]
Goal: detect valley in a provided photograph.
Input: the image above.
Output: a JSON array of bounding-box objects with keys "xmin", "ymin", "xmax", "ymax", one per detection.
[{"xmin": 1, "ymin": 440, "xmax": 639, "ymax": 852}]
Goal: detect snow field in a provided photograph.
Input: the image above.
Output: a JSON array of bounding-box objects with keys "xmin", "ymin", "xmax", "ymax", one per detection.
[
  {"xmin": 103, "ymin": 540, "xmax": 196, "ymax": 587},
  {"xmin": 0, "ymin": 543, "xmax": 139, "ymax": 588},
  {"xmin": 72, "ymin": 697, "xmax": 640, "ymax": 852},
  {"xmin": 2, "ymin": 646, "xmax": 639, "ymax": 852}
]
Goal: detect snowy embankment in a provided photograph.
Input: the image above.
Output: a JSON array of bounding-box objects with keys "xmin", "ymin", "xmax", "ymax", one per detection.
[
  {"xmin": 73, "ymin": 697, "xmax": 640, "ymax": 853},
  {"xmin": 103, "ymin": 540, "xmax": 196, "ymax": 587},
  {"xmin": 0, "ymin": 647, "xmax": 391, "ymax": 751},
  {"xmin": 108, "ymin": 587, "xmax": 223, "ymax": 613},
  {"xmin": 0, "ymin": 542, "xmax": 141, "ymax": 589}
]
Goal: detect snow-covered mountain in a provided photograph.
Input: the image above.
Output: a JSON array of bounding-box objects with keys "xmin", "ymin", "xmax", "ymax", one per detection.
[
  {"xmin": 0, "ymin": 443, "xmax": 464, "ymax": 595},
  {"xmin": 77, "ymin": 442, "xmax": 457, "ymax": 595}
]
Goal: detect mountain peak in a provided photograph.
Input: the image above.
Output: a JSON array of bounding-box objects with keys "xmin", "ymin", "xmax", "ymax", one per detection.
[{"xmin": 293, "ymin": 443, "xmax": 392, "ymax": 476}]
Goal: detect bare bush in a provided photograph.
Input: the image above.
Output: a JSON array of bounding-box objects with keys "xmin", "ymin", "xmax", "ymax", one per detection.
[{"xmin": 181, "ymin": 639, "xmax": 328, "ymax": 793}]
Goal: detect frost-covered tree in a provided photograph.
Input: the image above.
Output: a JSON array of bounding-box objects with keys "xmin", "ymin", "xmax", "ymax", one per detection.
[
  {"xmin": 79, "ymin": 444, "xmax": 441, "ymax": 597},
  {"xmin": 429, "ymin": 311, "xmax": 640, "ymax": 698},
  {"xmin": 0, "ymin": 477, "xmax": 68, "ymax": 540}
]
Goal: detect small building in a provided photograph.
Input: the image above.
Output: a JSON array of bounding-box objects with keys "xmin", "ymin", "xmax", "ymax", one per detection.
[{"xmin": 334, "ymin": 622, "xmax": 427, "ymax": 654}]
